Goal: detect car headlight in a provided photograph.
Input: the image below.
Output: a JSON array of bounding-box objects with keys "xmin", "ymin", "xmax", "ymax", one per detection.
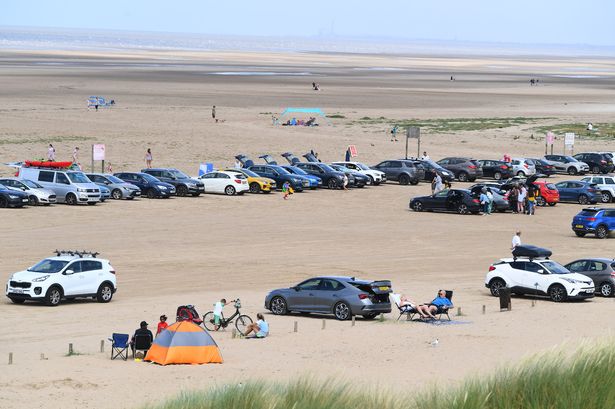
[
  {"xmin": 32, "ymin": 275, "xmax": 50, "ymax": 282},
  {"xmin": 562, "ymin": 278, "xmax": 580, "ymax": 284},
  {"xmin": 8, "ymin": 194, "xmax": 19, "ymax": 199},
  {"xmin": 158, "ymin": 185, "xmax": 167, "ymax": 190},
  {"xmin": 77, "ymin": 188, "xmax": 87, "ymax": 192},
  {"xmin": 187, "ymin": 183, "xmax": 196, "ymax": 187}
]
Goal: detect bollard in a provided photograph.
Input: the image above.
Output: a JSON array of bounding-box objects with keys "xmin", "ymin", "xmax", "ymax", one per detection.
[
  {"xmin": 100, "ymin": 340, "xmax": 104, "ymax": 353},
  {"xmin": 351, "ymin": 316, "xmax": 356, "ymax": 327},
  {"xmin": 231, "ymin": 329, "xmax": 237, "ymax": 339},
  {"xmin": 293, "ymin": 321, "xmax": 298, "ymax": 333},
  {"xmin": 482, "ymin": 305, "xmax": 486, "ymax": 315},
  {"xmin": 40, "ymin": 353, "xmax": 44, "ymax": 360},
  {"xmin": 508, "ymin": 300, "xmax": 512, "ymax": 311},
  {"xmin": 322, "ymin": 319, "xmax": 326, "ymax": 330},
  {"xmin": 457, "ymin": 307, "xmax": 462, "ymax": 316},
  {"xmin": 68, "ymin": 343, "xmax": 73, "ymax": 355},
  {"xmin": 531, "ymin": 299, "xmax": 535, "ymax": 307},
  {"xmin": 9, "ymin": 352, "xmax": 13, "ymax": 365}
]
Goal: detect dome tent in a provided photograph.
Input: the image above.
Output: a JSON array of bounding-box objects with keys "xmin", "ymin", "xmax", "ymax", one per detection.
[{"xmin": 145, "ymin": 321, "xmax": 222, "ymax": 365}]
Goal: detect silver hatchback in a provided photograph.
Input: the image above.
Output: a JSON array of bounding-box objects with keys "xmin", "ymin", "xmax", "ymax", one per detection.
[
  {"xmin": 565, "ymin": 258, "xmax": 615, "ymax": 297},
  {"xmin": 86, "ymin": 173, "xmax": 141, "ymax": 200},
  {"xmin": 0, "ymin": 178, "xmax": 56, "ymax": 206}
]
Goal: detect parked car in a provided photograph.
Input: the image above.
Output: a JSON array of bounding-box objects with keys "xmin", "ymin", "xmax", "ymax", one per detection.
[
  {"xmin": 294, "ymin": 162, "xmax": 346, "ymax": 189},
  {"xmin": 85, "ymin": 173, "xmax": 141, "ymax": 200},
  {"xmin": 485, "ymin": 245, "xmax": 594, "ymax": 302},
  {"xmin": 264, "ymin": 276, "xmax": 392, "ymax": 320},
  {"xmin": 331, "ymin": 161, "xmax": 387, "ymax": 185},
  {"xmin": 197, "ymin": 170, "xmax": 249, "ymax": 195},
  {"xmin": 410, "ymin": 189, "xmax": 481, "ymax": 214},
  {"xmin": 532, "ymin": 180, "xmax": 560, "ymax": 206},
  {"xmin": 142, "ymin": 168, "xmax": 204, "ymax": 197},
  {"xmin": 19, "ymin": 166, "xmax": 101, "ymax": 205},
  {"xmin": 469, "ymin": 184, "xmax": 510, "ymax": 212},
  {"xmin": 279, "ymin": 165, "xmax": 322, "ymax": 189},
  {"xmin": 249, "ymin": 164, "xmax": 309, "ymax": 192},
  {"xmin": 99, "ymin": 184, "xmax": 111, "ymax": 202},
  {"xmin": 0, "ymin": 184, "xmax": 29, "ymax": 208},
  {"xmin": 573, "ymin": 152, "xmax": 614, "ymax": 174},
  {"xmin": 572, "ymin": 207, "xmax": 615, "ymax": 239},
  {"xmin": 526, "ymin": 158, "xmax": 556, "ymax": 177},
  {"xmin": 565, "ymin": 258, "xmax": 615, "ymax": 297},
  {"xmin": 223, "ymin": 168, "xmax": 276, "ymax": 194},
  {"xmin": 544, "ymin": 155, "xmax": 589, "ymax": 175},
  {"xmin": 436, "ymin": 157, "xmax": 483, "ymax": 182},
  {"xmin": 371, "ymin": 160, "xmax": 423, "ymax": 185},
  {"xmin": 114, "ymin": 172, "xmax": 176, "ymax": 198},
  {"xmin": 554, "ymin": 180, "xmax": 599, "ymax": 204},
  {"xmin": 580, "ymin": 175, "xmax": 615, "ymax": 203},
  {"xmin": 477, "ymin": 160, "xmax": 513, "ymax": 180},
  {"xmin": 510, "ymin": 158, "xmax": 536, "ymax": 177},
  {"xmin": 5, "ymin": 250, "xmax": 117, "ymax": 306},
  {"xmin": 414, "ymin": 160, "xmax": 454, "ymax": 182},
  {"xmin": 0, "ymin": 178, "xmax": 56, "ymax": 206},
  {"xmin": 330, "ymin": 164, "xmax": 369, "ymax": 188}
]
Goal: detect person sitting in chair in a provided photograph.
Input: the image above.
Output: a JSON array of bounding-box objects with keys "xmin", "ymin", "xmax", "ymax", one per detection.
[
  {"xmin": 130, "ymin": 321, "xmax": 153, "ymax": 354},
  {"xmin": 417, "ymin": 290, "xmax": 453, "ymax": 319},
  {"xmin": 244, "ymin": 313, "xmax": 269, "ymax": 338}
]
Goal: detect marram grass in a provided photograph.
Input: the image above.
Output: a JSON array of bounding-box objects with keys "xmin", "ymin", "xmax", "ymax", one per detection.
[{"xmin": 142, "ymin": 341, "xmax": 615, "ymax": 409}]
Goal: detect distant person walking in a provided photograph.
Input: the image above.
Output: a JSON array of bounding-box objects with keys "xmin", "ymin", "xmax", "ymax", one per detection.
[
  {"xmin": 507, "ymin": 185, "xmax": 519, "ymax": 213},
  {"xmin": 390, "ymin": 125, "xmax": 398, "ymax": 142},
  {"xmin": 486, "ymin": 188, "xmax": 494, "ymax": 215},
  {"xmin": 480, "ymin": 188, "xmax": 490, "ymax": 215},
  {"xmin": 72, "ymin": 147, "xmax": 79, "ymax": 164},
  {"xmin": 282, "ymin": 181, "xmax": 293, "ymax": 200},
  {"xmin": 212, "ymin": 105, "xmax": 217, "ymax": 122},
  {"xmin": 432, "ymin": 173, "xmax": 443, "ymax": 194},
  {"xmin": 145, "ymin": 148, "xmax": 153, "ymax": 168},
  {"xmin": 511, "ymin": 230, "xmax": 522, "ymax": 250},
  {"xmin": 47, "ymin": 144, "xmax": 56, "ymax": 161},
  {"xmin": 517, "ymin": 185, "xmax": 527, "ymax": 214}
]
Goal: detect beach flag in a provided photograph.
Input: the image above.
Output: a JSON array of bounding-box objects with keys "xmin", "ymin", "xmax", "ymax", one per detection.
[
  {"xmin": 199, "ymin": 163, "xmax": 214, "ymax": 176},
  {"xmin": 145, "ymin": 321, "xmax": 223, "ymax": 365}
]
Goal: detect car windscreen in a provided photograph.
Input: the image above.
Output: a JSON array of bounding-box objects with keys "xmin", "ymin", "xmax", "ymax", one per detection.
[
  {"xmin": 288, "ymin": 166, "xmax": 307, "ymax": 175},
  {"xmin": 142, "ymin": 173, "xmax": 160, "ymax": 182},
  {"xmin": 106, "ymin": 175, "xmax": 125, "ymax": 183},
  {"xmin": 22, "ymin": 179, "xmax": 43, "ymax": 188},
  {"xmin": 579, "ymin": 210, "xmax": 599, "ymax": 217},
  {"xmin": 542, "ymin": 261, "xmax": 570, "ymax": 274},
  {"xmin": 356, "ymin": 163, "xmax": 370, "ymax": 170},
  {"xmin": 169, "ymin": 169, "xmax": 189, "ymax": 179},
  {"xmin": 318, "ymin": 164, "xmax": 336, "ymax": 172},
  {"xmin": 67, "ymin": 172, "xmax": 91, "ymax": 183},
  {"xmin": 28, "ymin": 259, "xmax": 69, "ymax": 273},
  {"xmin": 546, "ymin": 183, "xmax": 557, "ymax": 190},
  {"xmin": 240, "ymin": 169, "xmax": 260, "ymax": 177},
  {"xmin": 564, "ymin": 156, "xmax": 578, "ymax": 163}
]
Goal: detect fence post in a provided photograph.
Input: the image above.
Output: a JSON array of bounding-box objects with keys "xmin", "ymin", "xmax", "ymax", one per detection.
[
  {"xmin": 100, "ymin": 340, "xmax": 104, "ymax": 353},
  {"xmin": 8, "ymin": 352, "xmax": 13, "ymax": 365},
  {"xmin": 68, "ymin": 343, "xmax": 73, "ymax": 355},
  {"xmin": 321, "ymin": 319, "xmax": 326, "ymax": 330},
  {"xmin": 351, "ymin": 316, "xmax": 356, "ymax": 327},
  {"xmin": 457, "ymin": 307, "xmax": 462, "ymax": 316},
  {"xmin": 293, "ymin": 321, "xmax": 298, "ymax": 333},
  {"xmin": 231, "ymin": 329, "xmax": 237, "ymax": 339},
  {"xmin": 482, "ymin": 305, "xmax": 486, "ymax": 315}
]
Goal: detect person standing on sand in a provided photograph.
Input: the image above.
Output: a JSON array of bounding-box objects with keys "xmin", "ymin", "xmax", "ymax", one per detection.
[
  {"xmin": 72, "ymin": 147, "xmax": 79, "ymax": 164},
  {"xmin": 212, "ymin": 105, "xmax": 216, "ymax": 122},
  {"xmin": 47, "ymin": 144, "xmax": 56, "ymax": 161},
  {"xmin": 511, "ymin": 230, "xmax": 522, "ymax": 250},
  {"xmin": 421, "ymin": 151, "xmax": 430, "ymax": 161},
  {"xmin": 390, "ymin": 125, "xmax": 398, "ymax": 142},
  {"xmin": 145, "ymin": 149, "xmax": 153, "ymax": 168}
]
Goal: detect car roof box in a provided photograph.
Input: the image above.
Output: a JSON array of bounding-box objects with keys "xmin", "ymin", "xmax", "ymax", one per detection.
[{"xmin": 512, "ymin": 245, "xmax": 552, "ymax": 260}]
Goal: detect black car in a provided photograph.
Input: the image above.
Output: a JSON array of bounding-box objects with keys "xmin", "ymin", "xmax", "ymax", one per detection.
[
  {"xmin": 436, "ymin": 157, "xmax": 483, "ymax": 182},
  {"xmin": 113, "ymin": 172, "xmax": 176, "ymax": 198},
  {"xmin": 248, "ymin": 164, "xmax": 309, "ymax": 192},
  {"xmin": 469, "ymin": 184, "xmax": 510, "ymax": 212},
  {"xmin": 372, "ymin": 160, "xmax": 423, "ymax": 185},
  {"xmin": 573, "ymin": 152, "xmax": 615, "ymax": 174},
  {"xmin": 141, "ymin": 168, "xmax": 204, "ymax": 196},
  {"xmin": 477, "ymin": 160, "xmax": 514, "ymax": 180},
  {"xmin": 526, "ymin": 158, "xmax": 556, "ymax": 177},
  {"xmin": 0, "ymin": 184, "xmax": 29, "ymax": 208},
  {"xmin": 409, "ymin": 189, "xmax": 481, "ymax": 214},
  {"xmin": 414, "ymin": 160, "xmax": 454, "ymax": 183},
  {"xmin": 329, "ymin": 164, "xmax": 368, "ymax": 188},
  {"xmin": 295, "ymin": 162, "xmax": 346, "ymax": 189}
]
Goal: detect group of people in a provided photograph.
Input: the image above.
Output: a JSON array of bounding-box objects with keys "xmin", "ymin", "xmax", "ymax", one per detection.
[
  {"xmin": 45, "ymin": 144, "xmax": 81, "ymax": 168},
  {"xmin": 282, "ymin": 117, "xmax": 318, "ymax": 126},
  {"xmin": 399, "ymin": 290, "xmax": 453, "ymax": 320},
  {"xmin": 212, "ymin": 298, "xmax": 269, "ymax": 338},
  {"xmin": 503, "ymin": 183, "xmax": 537, "ymax": 215}
]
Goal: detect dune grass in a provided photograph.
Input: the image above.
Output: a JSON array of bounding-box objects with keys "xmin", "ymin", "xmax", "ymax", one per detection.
[
  {"xmin": 142, "ymin": 340, "xmax": 615, "ymax": 409},
  {"xmin": 532, "ymin": 123, "xmax": 615, "ymax": 139},
  {"xmin": 0, "ymin": 135, "xmax": 93, "ymax": 145},
  {"xmin": 352, "ymin": 117, "xmax": 549, "ymax": 133}
]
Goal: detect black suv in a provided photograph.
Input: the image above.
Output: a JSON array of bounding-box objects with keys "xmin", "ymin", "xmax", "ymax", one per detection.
[
  {"xmin": 295, "ymin": 162, "xmax": 345, "ymax": 189},
  {"xmin": 526, "ymin": 158, "xmax": 556, "ymax": 177},
  {"xmin": 141, "ymin": 168, "xmax": 204, "ymax": 196},
  {"xmin": 573, "ymin": 153, "xmax": 614, "ymax": 174},
  {"xmin": 477, "ymin": 160, "xmax": 513, "ymax": 180},
  {"xmin": 414, "ymin": 160, "xmax": 454, "ymax": 183},
  {"xmin": 436, "ymin": 157, "xmax": 483, "ymax": 182},
  {"xmin": 372, "ymin": 160, "xmax": 423, "ymax": 185}
]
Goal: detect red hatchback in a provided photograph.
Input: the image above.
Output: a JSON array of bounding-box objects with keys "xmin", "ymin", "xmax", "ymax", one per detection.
[{"xmin": 534, "ymin": 180, "xmax": 560, "ymax": 206}]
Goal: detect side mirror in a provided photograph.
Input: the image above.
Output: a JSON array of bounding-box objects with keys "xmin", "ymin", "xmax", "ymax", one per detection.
[
  {"xmin": 64, "ymin": 270, "xmax": 74, "ymax": 275},
  {"xmin": 537, "ymin": 269, "xmax": 545, "ymax": 274},
  {"xmin": 293, "ymin": 286, "xmax": 300, "ymax": 292},
  {"xmin": 105, "ymin": 181, "xmax": 111, "ymax": 185}
]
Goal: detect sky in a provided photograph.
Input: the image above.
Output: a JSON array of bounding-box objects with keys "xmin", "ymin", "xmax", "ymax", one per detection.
[{"xmin": 2, "ymin": 0, "xmax": 615, "ymax": 47}]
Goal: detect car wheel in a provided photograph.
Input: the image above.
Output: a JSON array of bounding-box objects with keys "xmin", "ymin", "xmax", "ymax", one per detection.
[
  {"xmin": 367, "ymin": 175, "xmax": 374, "ymax": 185},
  {"xmin": 362, "ymin": 313, "xmax": 378, "ymax": 320},
  {"xmin": 235, "ymin": 315, "xmax": 253, "ymax": 335},
  {"xmin": 494, "ymin": 172, "xmax": 502, "ymax": 180},
  {"xmin": 516, "ymin": 171, "xmax": 526, "ymax": 177},
  {"xmin": 96, "ymin": 283, "xmax": 114, "ymax": 303},
  {"xmin": 457, "ymin": 203, "xmax": 469, "ymax": 215},
  {"xmin": 334, "ymin": 301, "xmax": 351, "ymax": 320},
  {"xmin": 592, "ymin": 166, "xmax": 600, "ymax": 174},
  {"xmin": 599, "ymin": 282, "xmax": 614, "ymax": 297},
  {"xmin": 548, "ymin": 284, "xmax": 567, "ymax": 302},
  {"xmin": 327, "ymin": 178, "xmax": 338, "ymax": 189},
  {"xmin": 457, "ymin": 172, "xmax": 468, "ymax": 182},
  {"xmin": 489, "ymin": 278, "xmax": 506, "ymax": 297},
  {"xmin": 270, "ymin": 296, "xmax": 288, "ymax": 315},
  {"xmin": 536, "ymin": 196, "xmax": 546, "ymax": 207},
  {"xmin": 574, "ymin": 231, "xmax": 586, "ymax": 237},
  {"xmin": 601, "ymin": 191, "xmax": 612, "ymax": 203},
  {"xmin": 410, "ymin": 178, "xmax": 419, "ymax": 185},
  {"xmin": 596, "ymin": 225, "xmax": 609, "ymax": 239},
  {"xmin": 9, "ymin": 297, "xmax": 25, "ymax": 304},
  {"xmin": 146, "ymin": 189, "xmax": 156, "ymax": 199},
  {"xmin": 65, "ymin": 193, "xmax": 77, "ymax": 205},
  {"xmin": 202, "ymin": 312, "xmax": 216, "ymax": 331},
  {"xmin": 578, "ymin": 194, "xmax": 589, "ymax": 205},
  {"xmin": 567, "ymin": 167, "xmax": 577, "ymax": 176},
  {"xmin": 412, "ymin": 201, "xmax": 424, "ymax": 212},
  {"xmin": 224, "ymin": 185, "xmax": 236, "ymax": 196},
  {"xmin": 111, "ymin": 189, "xmax": 123, "ymax": 200},
  {"xmin": 177, "ymin": 185, "xmax": 188, "ymax": 197},
  {"xmin": 0, "ymin": 196, "xmax": 7, "ymax": 208},
  {"xmin": 44, "ymin": 286, "xmax": 62, "ymax": 306},
  {"xmin": 548, "ymin": 202, "xmax": 556, "ymax": 207},
  {"xmin": 28, "ymin": 195, "xmax": 39, "ymax": 206},
  {"xmin": 249, "ymin": 182, "xmax": 261, "ymax": 194},
  {"xmin": 399, "ymin": 174, "xmax": 410, "ymax": 185}
]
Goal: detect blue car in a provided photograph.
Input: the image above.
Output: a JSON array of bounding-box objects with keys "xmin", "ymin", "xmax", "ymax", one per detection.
[
  {"xmin": 280, "ymin": 165, "xmax": 322, "ymax": 189},
  {"xmin": 572, "ymin": 207, "xmax": 615, "ymax": 239},
  {"xmin": 114, "ymin": 172, "xmax": 176, "ymax": 198},
  {"xmin": 554, "ymin": 180, "xmax": 599, "ymax": 204},
  {"xmin": 248, "ymin": 164, "xmax": 311, "ymax": 192}
]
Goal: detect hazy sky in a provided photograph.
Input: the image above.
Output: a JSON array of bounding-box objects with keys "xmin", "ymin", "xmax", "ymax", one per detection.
[{"xmin": 3, "ymin": 0, "xmax": 614, "ymax": 46}]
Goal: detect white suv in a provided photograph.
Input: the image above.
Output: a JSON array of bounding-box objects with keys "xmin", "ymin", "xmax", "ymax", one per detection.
[
  {"xmin": 581, "ymin": 176, "xmax": 615, "ymax": 203},
  {"xmin": 485, "ymin": 256, "xmax": 595, "ymax": 302},
  {"xmin": 5, "ymin": 251, "xmax": 117, "ymax": 306},
  {"xmin": 331, "ymin": 162, "xmax": 387, "ymax": 185}
]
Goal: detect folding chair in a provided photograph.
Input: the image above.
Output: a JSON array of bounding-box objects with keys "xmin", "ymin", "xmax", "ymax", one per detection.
[
  {"xmin": 390, "ymin": 293, "xmax": 419, "ymax": 321},
  {"xmin": 110, "ymin": 333, "xmax": 129, "ymax": 360},
  {"xmin": 434, "ymin": 290, "xmax": 453, "ymax": 321},
  {"xmin": 132, "ymin": 333, "xmax": 153, "ymax": 359}
]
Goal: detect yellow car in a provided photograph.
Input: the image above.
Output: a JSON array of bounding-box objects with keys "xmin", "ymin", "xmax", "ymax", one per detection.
[{"xmin": 225, "ymin": 168, "xmax": 276, "ymax": 193}]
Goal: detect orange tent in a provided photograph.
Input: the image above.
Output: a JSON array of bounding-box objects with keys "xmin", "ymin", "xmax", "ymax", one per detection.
[{"xmin": 145, "ymin": 321, "xmax": 223, "ymax": 365}]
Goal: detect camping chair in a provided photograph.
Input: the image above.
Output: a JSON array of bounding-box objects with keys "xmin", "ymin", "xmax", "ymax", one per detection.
[
  {"xmin": 110, "ymin": 333, "xmax": 129, "ymax": 361},
  {"xmin": 390, "ymin": 293, "xmax": 419, "ymax": 321},
  {"xmin": 433, "ymin": 290, "xmax": 453, "ymax": 321},
  {"xmin": 132, "ymin": 333, "xmax": 153, "ymax": 359}
]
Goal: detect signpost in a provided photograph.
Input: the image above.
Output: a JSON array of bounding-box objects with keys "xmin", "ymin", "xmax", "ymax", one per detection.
[
  {"xmin": 405, "ymin": 127, "xmax": 421, "ymax": 159},
  {"xmin": 545, "ymin": 131, "xmax": 555, "ymax": 155},
  {"xmin": 91, "ymin": 144, "xmax": 106, "ymax": 172},
  {"xmin": 564, "ymin": 132, "xmax": 575, "ymax": 155}
]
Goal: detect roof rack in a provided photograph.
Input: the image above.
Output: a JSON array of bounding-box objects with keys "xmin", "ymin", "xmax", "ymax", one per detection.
[{"xmin": 54, "ymin": 250, "xmax": 99, "ymax": 258}]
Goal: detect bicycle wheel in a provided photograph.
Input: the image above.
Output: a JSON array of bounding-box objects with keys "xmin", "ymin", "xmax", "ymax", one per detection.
[
  {"xmin": 202, "ymin": 312, "xmax": 217, "ymax": 331},
  {"xmin": 235, "ymin": 314, "xmax": 253, "ymax": 335}
]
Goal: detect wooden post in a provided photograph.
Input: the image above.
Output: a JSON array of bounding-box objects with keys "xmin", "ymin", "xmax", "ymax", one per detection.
[
  {"xmin": 531, "ymin": 299, "xmax": 535, "ymax": 307},
  {"xmin": 68, "ymin": 343, "xmax": 73, "ymax": 355},
  {"xmin": 351, "ymin": 316, "xmax": 356, "ymax": 327},
  {"xmin": 507, "ymin": 300, "xmax": 512, "ymax": 311},
  {"xmin": 321, "ymin": 319, "xmax": 326, "ymax": 330},
  {"xmin": 100, "ymin": 340, "xmax": 104, "ymax": 353},
  {"xmin": 40, "ymin": 353, "xmax": 44, "ymax": 360},
  {"xmin": 293, "ymin": 321, "xmax": 298, "ymax": 333},
  {"xmin": 8, "ymin": 352, "xmax": 13, "ymax": 365},
  {"xmin": 457, "ymin": 307, "xmax": 462, "ymax": 316},
  {"xmin": 482, "ymin": 305, "xmax": 486, "ymax": 315},
  {"xmin": 231, "ymin": 329, "xmax": 237, "ymax": 339}
]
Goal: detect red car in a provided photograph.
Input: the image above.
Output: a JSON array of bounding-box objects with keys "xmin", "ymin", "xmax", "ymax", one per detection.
[{"xmin": 533, "ymin": 180, "xmax": 559, "ymax": 206}]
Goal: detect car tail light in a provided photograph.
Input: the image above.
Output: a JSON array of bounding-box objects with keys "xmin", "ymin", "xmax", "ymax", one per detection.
[
  {"xmin": 468, "ymin": 165, "xmax": 476, "ymax": 169},
  {"xmin": 524, "ymin": 163, "xmax": 529, "ymax": 168},
  {"xmin": 234, "ymin": 179, "xmax": 242, "ymax": 183},
  {"xmin": 500, "ymin": 165, "xmax": 508, "ymax": 169},
  {"xmin": 472, "ymin": 198, "xmax": 480, "ymax": 203},
  {"xmin": 358, "ymin": 294, "xmax": 369, "ymax": 300},
  {"xmin": 489, "ymin": 266, "xmax": 496, "ymax": 271},
  {"xmin": 110, "ymin": 270, "xmax": 116, "ymax": 275},
  {"xmin": 611, "ymin": 272, "xmax": 615, "ymax": 278},
  {"xmin": 601, "ymin": 160, "xmax": 606, "ymax": 164},
  {"xmin": 587, "ymin": 217, "xmax": 596, "ymax": 222}
]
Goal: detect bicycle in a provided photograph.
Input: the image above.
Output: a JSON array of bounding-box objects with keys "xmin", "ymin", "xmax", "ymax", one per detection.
[{"xmin": 203, "ymin": 299, "xmax": 253, "ymax": 335}]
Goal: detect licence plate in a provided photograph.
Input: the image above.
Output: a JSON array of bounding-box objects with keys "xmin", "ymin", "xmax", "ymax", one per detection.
[
  {"xmin": 378, "ymin": 286, "xmax": 390, "ymax": 291},
  {"xmin": 575, "ymin": 224, "xmax": 584, "ymax": 229},
  {"xmin": 11, "ymin": 289, "xmax": 24, "ymax": 294}
]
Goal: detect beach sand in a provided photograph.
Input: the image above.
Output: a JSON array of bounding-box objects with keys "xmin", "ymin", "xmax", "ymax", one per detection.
[{"xmin": 0, "ymin": 49, "xmax": 614, "ymax": 409}]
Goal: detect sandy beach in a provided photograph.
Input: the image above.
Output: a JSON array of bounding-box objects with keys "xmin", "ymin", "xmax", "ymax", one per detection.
[{"xmin": 0, "ymin": 48, "xmax": 614, "ymax": 409}]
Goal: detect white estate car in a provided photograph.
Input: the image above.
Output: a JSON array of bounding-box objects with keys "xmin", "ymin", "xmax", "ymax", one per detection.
[
  {"xmin": 485, "ymin": 256, "xmax": 595, "ymax": 302},
  {"xmin": 197, "ymin": 170, "xmax": 250, "ymax": 195},
  {"xmin": 331, "ymin": 162, "xmax": 387, "ymax": 185},
  {"xmin": 5, "ymin": 251, "xmax": 117, "ymax": 306},
  {"xmin": 0, "ymin": 178, "xmax": 57, "ymax": 205},
  {"xmin": 581, "ymin": 176, "xmax": 615, "ymax": 203}
]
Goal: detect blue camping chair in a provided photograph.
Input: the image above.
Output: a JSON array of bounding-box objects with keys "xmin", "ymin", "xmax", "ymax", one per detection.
[{"xmin": 110, "ymin": 333, "xmax": 129, "ymax": 360}]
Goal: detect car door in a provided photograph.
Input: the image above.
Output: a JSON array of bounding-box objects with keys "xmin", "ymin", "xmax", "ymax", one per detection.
[
  {"xmin": 54, "ymin": 172, "xmax": 71, "ymax": 198},
  {"xmin": 524, "ymin": 262, "xmax": 552, "ymax": 294},
  {"xmin": 312, "ymin": 279, "xmax": 345, "ymax": 313},
  {"xmin": 426, "ymin": 189, "xmax": 449, "ymax": 210},
  {"xmin": 604, "ymin": 210, "xmax": 615, "ymax": 230},
  {"xmin": 586, "ymin": 260, "xmax": 608, "ymax": 288},
  {"xmin": 568, "ymin": 182, "xmax": 584, "ymax": 200},
  {"xmin": 286, "ymin": 278, "xmax": 321, "ymax": 311},
  {"xmin": 480, "ymin": 161, "xmax": 493, "ymax": 177},
  {"xmin": 555, "ymin": 182, "xmax": 571, "ymax": 201},
  {"xmin": 61, "ymin": 260, "xmax": 85, "ymax": 295},
  {"xmin": 506, "ymin": 262, "xmax": 528, "ymax": 289},
  {"xmin": 387, "ymin": 161, "xmax": 403, "ymax": 180},
  {"xmin": 81, "ymin": 260, "xmax": 104, "ymax": 294},
  {"xmin": 200, "ymin": 173, "xmax": 219, "ymax": 193}
]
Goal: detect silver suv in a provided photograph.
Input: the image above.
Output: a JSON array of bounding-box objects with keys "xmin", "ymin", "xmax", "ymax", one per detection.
[{"xmin": 19, "ymin": 167, "xmax": 100, "ymax": 205}]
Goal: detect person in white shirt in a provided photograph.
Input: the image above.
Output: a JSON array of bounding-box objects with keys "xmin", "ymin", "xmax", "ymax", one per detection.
[
  {"xmin": 511, "ymin": 231, "xmax": 522, "ymax": 250},
  {"xmin": 47, "ymin": 144, "xmax": 56, "ymax": 161},
  {"xmin": 234, "ymin": 159, "xmax": 242, "ymax": 169},
  {"xmin": 421, "ymin": 151, "xmax": 430, "ymax": 161},
  {"xmin": 212, "ymin": 298, "xmax": 227, "ymax": 330},
  {"xmin": 244, "ymin": 313, "xmax": 269, "ymax": 338},
  {"xmin": 72, "ymin": 147, "xmax": 79, "ymax": 163}
]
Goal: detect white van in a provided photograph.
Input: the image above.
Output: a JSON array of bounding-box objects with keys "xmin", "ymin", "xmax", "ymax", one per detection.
[{"xmin": 19, "ymin": 167, "xmax": 101, "ymax": 205}]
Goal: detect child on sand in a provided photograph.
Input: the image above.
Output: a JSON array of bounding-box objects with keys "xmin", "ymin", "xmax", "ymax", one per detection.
[{"xmin": 282, "ymin": 181, "xmax": 294, "ymax": 200}]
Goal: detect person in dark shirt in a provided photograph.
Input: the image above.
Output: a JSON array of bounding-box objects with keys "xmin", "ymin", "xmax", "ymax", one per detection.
[{"xmin": 130, "ymin": 321, "xmax": 153, "ymax": 352}]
